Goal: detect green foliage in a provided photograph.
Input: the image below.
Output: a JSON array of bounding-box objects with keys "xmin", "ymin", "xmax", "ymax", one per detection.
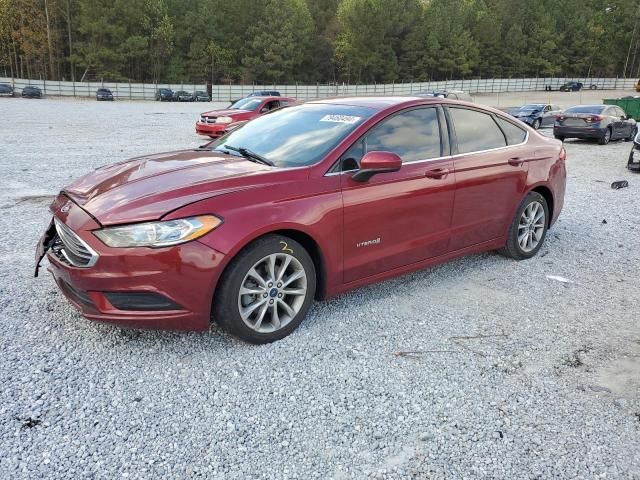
[{"xmin": 1, "ymin": 0, "xmax": 639, "ymax": 83}]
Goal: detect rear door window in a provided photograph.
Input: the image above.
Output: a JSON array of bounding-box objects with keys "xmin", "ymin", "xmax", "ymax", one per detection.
[
  {"xmin": 449, "ymin": 108, "xmax": 507, "ymax": 153},
  {"xmin": 495, "ymin": 117, "xmax": 527, "ymax": 145}
]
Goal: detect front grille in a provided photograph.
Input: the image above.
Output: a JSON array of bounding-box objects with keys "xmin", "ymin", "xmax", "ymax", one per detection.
[
  {"xmin": 200, "ymin": 115, "xmax": 217, "ymax": 124},
  {"xmin": 53, "ymin": 219, "xmax": 99, "ymax": 267}
]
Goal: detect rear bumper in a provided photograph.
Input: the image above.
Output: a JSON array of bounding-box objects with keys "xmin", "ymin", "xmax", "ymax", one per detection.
[
  {"xmin": 553, "ymin": 126, "xmax": 606, "ymax": 139},
  {"xmin": 40, "ymin": 195, "xmax": 227, "ymax": 331}
]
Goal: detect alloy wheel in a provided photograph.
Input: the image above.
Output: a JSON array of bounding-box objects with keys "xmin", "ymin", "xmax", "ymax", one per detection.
[
  {"xmin": 517, "ymin": 201, "xmax": 546, "ymax": 252},
  {"xmin": 237, "ymin": 253, "xmax": 307, "ymax": 333}
]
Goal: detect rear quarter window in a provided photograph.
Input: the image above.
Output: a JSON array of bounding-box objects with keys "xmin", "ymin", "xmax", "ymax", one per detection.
[
  {"xmin": 449, "ymin": 107, "xmax": 507, "ymax": 153},
  {"xmin": 495, "ymin": 117, "xmax": 527, "ymax": 145}
]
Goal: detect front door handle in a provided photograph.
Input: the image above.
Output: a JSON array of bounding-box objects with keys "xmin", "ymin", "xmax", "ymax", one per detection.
[
  {"xmin": 425, "ymin": 167, "xmax": 449, "ymax": 179},
  {"xmin": 508, "ymin": 157, "xmax": 525, "ymax": 166}
]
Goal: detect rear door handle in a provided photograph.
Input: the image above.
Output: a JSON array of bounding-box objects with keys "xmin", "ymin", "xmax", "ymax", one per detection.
[
  {"xmin": 508, "ymin": 157, "xmax": 525, "ymax": 166},
  {"xmin": 425, "ymin": 167, "xmax": 449, "ymax": 179}
]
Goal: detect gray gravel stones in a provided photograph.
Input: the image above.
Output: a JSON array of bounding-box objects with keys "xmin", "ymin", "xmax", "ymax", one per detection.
[{"xmin": 1, "ymin": 97, "xmax": 640, "ymax": 479}]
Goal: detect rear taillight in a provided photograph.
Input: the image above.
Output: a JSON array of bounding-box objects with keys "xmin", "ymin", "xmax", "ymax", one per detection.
[
  {"xmin": 559, "ymin": 147, "xmax": 566, "ymax": 161},
  {"xmin": 555, "ymin": 115, "xmax": 565, "ymax": 121},
  {"xmin": 585, "ymin": 115, "xmax": 603, "ymax": 123}
]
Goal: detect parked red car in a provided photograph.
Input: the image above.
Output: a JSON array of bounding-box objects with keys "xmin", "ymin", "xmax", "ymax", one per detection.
[
  {"xmin": 195, "ymin": 96, "xmax": 295, "ymax": 138},
  {"xmin": 36, "ymin": 97, "xmax": 566, "ymax": 343}
]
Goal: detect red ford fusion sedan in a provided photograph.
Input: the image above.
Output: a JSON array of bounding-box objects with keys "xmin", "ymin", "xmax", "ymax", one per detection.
[
  {"xmin": 36, "ymin": 97, "xmax": 566, "ymax": 343},
  {"xmin": 195, "ymin": 96, "xmax": 295, "ymax": 138}
]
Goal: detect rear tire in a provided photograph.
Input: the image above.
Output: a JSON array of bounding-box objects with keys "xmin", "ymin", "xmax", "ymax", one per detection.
[
  {"xmin": 598, "ymin": 127, "xmax": 612, "ymax": 145},
  {"xmin": 499, "ymin": 192, "xmax": 549, "ymax": 260},
  {"xmin": 625, "ymin": 126, "xmax": 637, "ymax": 142},
  {"xmin": 554, "ymin": 135, "xmax": 565, "ymax": 142},
  {"xmin": 213, "ymin": 234, "xmax": 316, "ymax": 344}
]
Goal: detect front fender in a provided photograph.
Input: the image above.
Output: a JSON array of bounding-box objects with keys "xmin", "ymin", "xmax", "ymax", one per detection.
[{"xmin": 167, "ymin": 174, "xmax": 344, "ymax": 296}]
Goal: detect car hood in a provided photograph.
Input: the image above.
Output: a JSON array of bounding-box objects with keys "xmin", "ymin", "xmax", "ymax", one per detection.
[
  {"xmin": 63, "ymin": 150, "xmax": 278, "ymax": 226},
  {"xmin": 511, "ymin": 109, "xmax": 540, "ymax": 116}
]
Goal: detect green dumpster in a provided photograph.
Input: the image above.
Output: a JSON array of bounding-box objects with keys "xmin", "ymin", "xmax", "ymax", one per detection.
[{"xmin": 604, "ymin": 97, "xmax": 640, "ymax": 120}]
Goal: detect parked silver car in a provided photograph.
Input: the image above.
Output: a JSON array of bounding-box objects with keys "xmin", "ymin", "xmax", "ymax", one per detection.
[
  {"xmin": 554, "ymin": 105, "xmax": 637, "ymax": 145},
  {"xmin": 508, "ymin": 104, "xmax": 561, "ymax": 129}
]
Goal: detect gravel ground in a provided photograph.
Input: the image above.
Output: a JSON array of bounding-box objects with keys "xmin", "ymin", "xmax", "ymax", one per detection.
[{"xmin": 1, "ymin": 95, "xmax": 639, "ymax": 479}]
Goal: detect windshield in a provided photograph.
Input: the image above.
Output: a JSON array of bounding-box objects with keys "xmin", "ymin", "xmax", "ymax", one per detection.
[
  {"xmin": 230, "ymin": 98, "xmax": 264, "ymax": 111},
  {"xmin": 565, "ymin": 105, "xmax": 604, "ymax": 114},
  {"xmin": 211, "ymin": 103, "xmax": 374, "ymax": 168}
]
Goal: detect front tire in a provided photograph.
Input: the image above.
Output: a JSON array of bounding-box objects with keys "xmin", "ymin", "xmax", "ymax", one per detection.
[
  {"xmin": 213, "ymin": 235, "xmax": 316, "ymax": 344},
  {"xmin": 532, "ymin": 118, "xmax": 541, "ymax": 130},
  {"xmin": 499, "ymin": 192, "xmax": 549, "ymax": 260}
]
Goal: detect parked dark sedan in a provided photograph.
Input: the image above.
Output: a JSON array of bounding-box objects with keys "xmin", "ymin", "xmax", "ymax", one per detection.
[
  {"xmin": 174, "ymin": 90, "xmax": 194, "ymax": 102},
  {"xmin": 0, "ymin": 83, "xmax": 14, "ymax": 97},
  {"xmin": 559, "ymin": 81, "xmax": 583, "ymax": 92},
  {"xmin": 554, "ymin": 105, "xmax": 638, "ymax": 144},
  {"xmin": 194, "ymin": 91, "xmax": 210, "ymax": 102},
  {"xmin": 155, "ymin": 88, "xmax": 174, "ymax": 101},
  {"xmin": 628, "ymin": 130, "xmax": 640, "ymax": 172},
  {"xmin": 96, "ymin": 88, "xmax": 114, "ymax": 101},
  {"xmin": 508, "ymin": 104, "xmax": 562, "ymax": 129},
  {"xmin": 21, "ymin": 85, "xmax": 43, "ymax": 98}
]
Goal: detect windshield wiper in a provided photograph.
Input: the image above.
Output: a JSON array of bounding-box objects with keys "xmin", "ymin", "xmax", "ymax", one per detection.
[{"xmin": 224, "ymin": 145, "xmax": 275, "ymax": 166}]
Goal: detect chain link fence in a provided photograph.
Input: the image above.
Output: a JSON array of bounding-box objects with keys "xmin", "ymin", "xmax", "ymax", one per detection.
[{"xmin": 1, "ymin": 77, "xmax": 637, "ymax": 101}]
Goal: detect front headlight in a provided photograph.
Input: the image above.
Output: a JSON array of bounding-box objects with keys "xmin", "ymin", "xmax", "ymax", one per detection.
[
  {"xmin": 216, "ymin": 116, "xmax": 233, "ymax": 124},
  {"xmin": 94, "ymin": 215, "xmax": 222, "ymax": 248}
]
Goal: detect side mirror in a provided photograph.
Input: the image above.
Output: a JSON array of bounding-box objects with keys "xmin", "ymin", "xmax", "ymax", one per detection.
[{"xmin": 352, "ymin": 151, "xmax": 402, "ymax": 182}]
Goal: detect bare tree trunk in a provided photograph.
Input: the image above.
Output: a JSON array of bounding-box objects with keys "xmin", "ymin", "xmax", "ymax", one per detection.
[
  {"xmin": 65, "ymin": 0, "xmax": 74, "ymax": 81},
  {"xmin": 44, "ymin": 0, "xmax": 56, "ymax": 80}
]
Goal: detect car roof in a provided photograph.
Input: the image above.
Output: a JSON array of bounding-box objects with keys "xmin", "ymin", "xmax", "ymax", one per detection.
[
  {"xmin": 240, "ymin": 95, "xmax": 293, "ymax": 101},
  {"xmin": 566, "ymin": 104, "xmax": 604, "ymax": 109},
  {"xmin": 309, "ymin": 96, "xmax": 441, "ymax": 110}
]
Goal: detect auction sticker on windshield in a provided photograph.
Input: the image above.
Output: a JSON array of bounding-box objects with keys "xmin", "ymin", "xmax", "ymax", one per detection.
[{"xmin": 320, "ymin": 115, "xmax": 362, "ymax": 124}]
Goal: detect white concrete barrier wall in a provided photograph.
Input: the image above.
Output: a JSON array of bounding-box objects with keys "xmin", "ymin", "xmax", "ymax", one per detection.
[{"xmin": 1, "ymin": 77, "xmax": 636, "ymax": 100}]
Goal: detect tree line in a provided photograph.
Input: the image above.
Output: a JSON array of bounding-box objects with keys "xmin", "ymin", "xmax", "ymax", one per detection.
[{"xmin": 1, "ymin": 0, "xmax": 639, "ymax": 85}]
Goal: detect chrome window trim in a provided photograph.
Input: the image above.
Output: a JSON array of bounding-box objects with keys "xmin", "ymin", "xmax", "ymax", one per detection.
[
  {"xmin": 325, "ymin": 132, "xmax": 529, "ymax": 176},
  {"xmin": 53, "ymin": 218, "xmax": 99, "ymax": 268}
]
